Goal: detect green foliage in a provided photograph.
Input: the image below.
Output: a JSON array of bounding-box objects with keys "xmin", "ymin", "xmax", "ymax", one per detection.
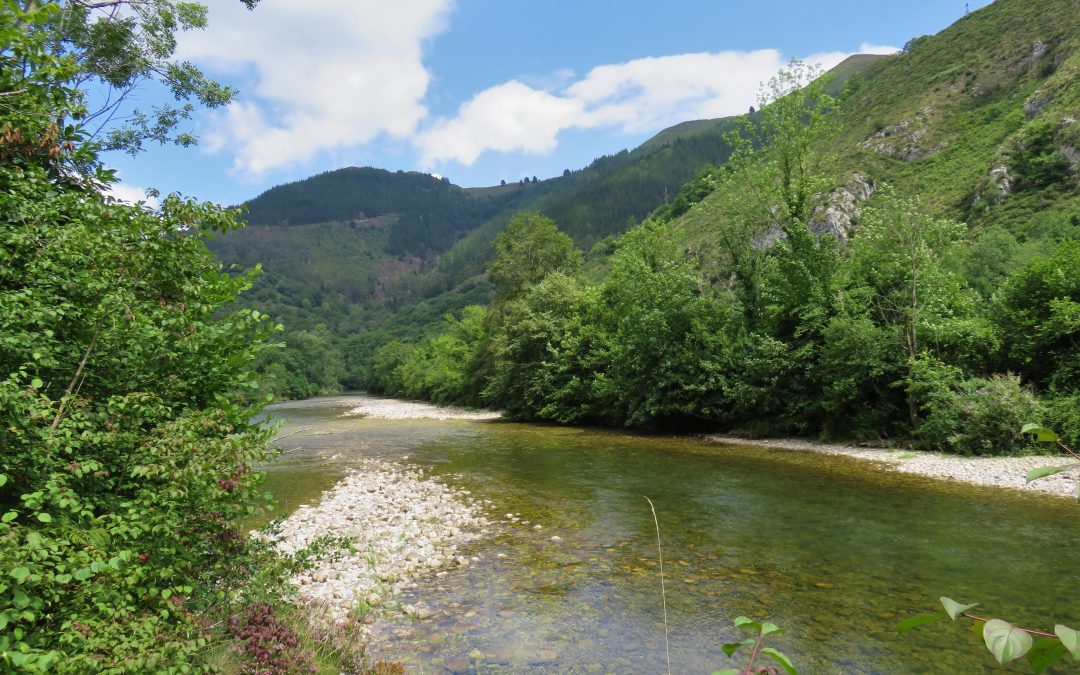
[
  {"xmin": 1008, "ymin": 121, "xmax": 1073, "ymax": 192},
  {"xmin": 33, "ymin": 0, "xmax": 256, "ymax": 154},
  {"xmin": 365, "ymin": 52, "xmax": 1073, "ymax": 452},
  {"xmin": 918, "ymin": 374, "xmax": 1045, "ymax": 455},
  {"xmin": 592, "ymin": 219, "xmax": 733, "ymax": 427},
  {"xmin": 256, "ymin": 327, "xmax": 345, "ymax": 400},
  {"xmin": 237, "ymin": 166, "xmax": 523, "ymax": 257},
  {"xmin": 0, "ymin": 4, "xmax": 319, "ymax": 670},
  {"xmin": 994, "ymin": 240, "xmax": 1080, "ymax": 393},
  {"xmin": 904, "ymin": 588, "xmax": 1080, "ymax": 671},
  {"xmin": 487, "ymin": 212, "xmax": 583, "ymax": 301},
  {"xmin": 484, "ymin": 273, "xmax": 602, "ymax": 422},
  {"xmin": 714, "ymin": 616, "xmax": 796, "ymax": 675},
  {"xmin": 0, "ymin": 143, "xmax": 279, "ymax": 671},
  {"xmin": 368, "ymin": 307, "xmax": 488, "ymax": 406}
]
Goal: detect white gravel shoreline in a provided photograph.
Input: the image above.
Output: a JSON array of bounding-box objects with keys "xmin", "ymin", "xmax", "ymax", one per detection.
[
  {"xmin": 344, "ymin": 398, "xmax": 501, "ymax": 420},
  {"xmin": 708, "ymin": 435, "xmax": 1079, "ymax": 498},
  {"xmin": 266, "ymin": 459, "xmax": 493, "ymax": 628}
]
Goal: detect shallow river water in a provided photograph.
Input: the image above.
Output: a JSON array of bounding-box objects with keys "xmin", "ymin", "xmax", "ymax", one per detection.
[{"xmin": 260, "ymin": 395, "xmax": 1080, "ymax": 673}]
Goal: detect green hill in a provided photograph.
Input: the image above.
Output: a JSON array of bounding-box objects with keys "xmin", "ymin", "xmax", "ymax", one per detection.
[
  {"xmin": 360, "ymin": 0, "xmax": 1080, "ymax": 450},
  {"xmin": 217, "ymin": 0, "xmax": 1079, "ymax": 403},
  {"xmin": 676, "ymin": 0, "xmax": 1080, "ymax": 267}
]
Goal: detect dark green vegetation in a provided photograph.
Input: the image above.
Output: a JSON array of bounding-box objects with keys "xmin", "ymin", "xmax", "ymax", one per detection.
[
  {"xmin": 260, "ymin": 396, "xmax": 1080, "ymax": 672},
  {"xmin": 366, "ymin": 0, "xmax": 1080, "ymax": 453},
  {"xmin": 208, "ymin": 92, "xmax": 768, "ymax": 399},
  {"xmin": 218, "ymin": 0, "xmax": 1080, "ymax": 437},
  {"xmin": 0, "ymin": 2, "xmax": 372, "ymax": 672}
]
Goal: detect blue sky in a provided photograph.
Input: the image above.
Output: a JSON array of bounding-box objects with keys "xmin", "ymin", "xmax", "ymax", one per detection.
[{"xmin": 105, "ymin": 0, "xmax": 993, "ymax": 206}]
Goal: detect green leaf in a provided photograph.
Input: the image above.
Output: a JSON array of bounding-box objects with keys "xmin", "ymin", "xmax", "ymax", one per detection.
[
  {"xmin": 1026, "ymin": 465, "xmax": 1073, "ymax": 483},
  {"xmin": 1027, "ymin": 638, "xmax": 1067, "ymax": 673},
  {"xmin": 36, "ymin": 512, "xmax": 52, "ymax": 523},
  {"xmin": 0, "ymin": 474, "xmax": 7, "ymax": 487},
  {"xmin": 722, "ymin": 638, "xmax": 755, "ymax": 657},
  {"xmin": 53, "ymin": 574, "xmax": 72, "ymax": 584},
  {"xmin": 1055, "ymin": 624, "xmax": 1080, "ymax": 660},
  {"xmin": 10, "ymin": 567, "xmax": 30, "ymax": 582},
  {"xmin": 73, "ymin": 567, "xmax": 93, "ymax": 581},
  {"xmin": 1, "ymin": 512, "xmax": 16, "ymax": 523},
  {"xmin": 12, "ymin": 590, "xmax": 30, "ymax": 609},
  {"xmin": 734, "ymin": 616, "xmax": 762, "ymax": 632},
  {"xmin": 897, "ymin": 612, "xmax": 948, "ymax": 633},
  {"xmin": 983, "ymin": 619, "xmax": 1034, "ymax": 664},
  {"xmin": 761, "ymin": 647, "xmax": 797, "ymax": 675},
  {"xmin": 940, "ymin": 596, "xmax": 978, "ymax": 620},
  {"xmin": 1021, "ymin": 424, "xmax": 1059, "ymax": 443},
  {"xmin": 30, "ymin": 378, "xmax": 42, "ymax": 389},
  {"xmin": 761, "ymin": 622, "xmax": 782, "ymax": 636}
]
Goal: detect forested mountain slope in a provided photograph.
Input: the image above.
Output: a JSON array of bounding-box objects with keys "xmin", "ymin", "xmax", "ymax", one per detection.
[{"xmin": 366, "ymin": 0, "xmax": 1080, "ymax": 451}]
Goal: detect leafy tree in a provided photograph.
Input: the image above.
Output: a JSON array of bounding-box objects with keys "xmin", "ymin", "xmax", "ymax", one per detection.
[
  {"xmin": 487, "ymin": 212, "xmax": 582, "ymax": 301},
  {"xmin": 21, "ymin": 0, "xmax": 259, "ymax": 154},
  {"xmin": 843, "ymin": 189, "xmax": 974, "ymax": 430},
  {"xmin": 485, "ymin": 273, "xmax": 604, "ymax": 422},
  {"xmin": 0, "ymin": 4, "xmax": 294, "ymax": 670},
  {"xmin": 994, "ymin": 241, "xmax": 1080, "ymax": 393},
  {"xmin": 594, "ymin": 219, "xmax": 732, "ymax": 427}
]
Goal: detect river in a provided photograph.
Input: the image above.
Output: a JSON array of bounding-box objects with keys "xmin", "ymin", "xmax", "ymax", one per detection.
[{"xmin": 260, "ymin": 395, "xmax": 1080, "ymax": 673}]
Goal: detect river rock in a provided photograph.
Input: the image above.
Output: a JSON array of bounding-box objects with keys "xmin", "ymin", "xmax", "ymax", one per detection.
[{"xmin": 257, "ymin": 458, "xmax": 492, "ymax": 624}]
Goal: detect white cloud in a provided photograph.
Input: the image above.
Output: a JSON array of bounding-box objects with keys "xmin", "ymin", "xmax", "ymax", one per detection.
[
  {"xmin": 180, "ymin": 0, "xmax": 453, "ymax": 176},
  {"xmin": 417, "ymin": 81, "xmax": 584, "ymax": 167},
  {"xmin": 106, "ymin": 182, "xmax": 160, "ymax": 208},
  {"xmin": 416, "ymin": 43, "xmax": 899, "ymax": 168}
]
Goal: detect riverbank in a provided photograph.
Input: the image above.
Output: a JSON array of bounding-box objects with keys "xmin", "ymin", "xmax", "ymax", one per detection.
[
  {"xmin": 266, "ymin": 458, "xmax": 493, "ymax": 630},
  {"xmin": 343, "ymin": 396, "xmax": 1077, "ymax": 499},
  {"xmin": 708, "ymin": 435, "xmax": 1078, "ymax": 498},
  {"xmin": 344, "ymin": 397, "xmax": 501, "ymax": 420}
]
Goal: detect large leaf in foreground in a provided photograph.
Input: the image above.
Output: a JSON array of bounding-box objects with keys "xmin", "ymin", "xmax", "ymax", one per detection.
[{"xmin": 983, "ymin": 619, "xmax": 1033, "ymax": 664}]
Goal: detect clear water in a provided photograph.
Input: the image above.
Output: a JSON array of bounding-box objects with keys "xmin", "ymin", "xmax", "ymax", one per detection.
[{"xmin": 259, "ymin": 395, "xmax": 1080, "ymax": 673}]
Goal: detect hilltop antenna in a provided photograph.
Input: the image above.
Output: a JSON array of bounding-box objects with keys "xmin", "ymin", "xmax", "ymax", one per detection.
[{"xmin": 965, "ymin": 2, "xmax": 969, "ymax": 14}]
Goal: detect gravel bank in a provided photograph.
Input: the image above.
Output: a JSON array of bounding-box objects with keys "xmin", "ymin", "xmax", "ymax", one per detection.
[
  {"xmin": 707, "ymin": 435, "xmax": 1079, "ymax": 498},
  {"xmin": 267, "ymin": 459, "xmax": 493, "ymax": 627},
  {"xmin": 344, "ymin": 397, "xmax": 500, "ymax": 420}
]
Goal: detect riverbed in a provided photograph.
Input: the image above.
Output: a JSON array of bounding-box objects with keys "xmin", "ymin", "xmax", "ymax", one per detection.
[{"xmin": 260, "ymin": 395, "xmax": 1080, "ymax": 673}]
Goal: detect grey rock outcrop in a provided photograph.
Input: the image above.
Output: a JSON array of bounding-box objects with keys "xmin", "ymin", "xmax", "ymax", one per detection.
[
  {"xmin": 861, "ymin": 106, "xmax": 942, "ymax": 161},
  {"xmin": 809, "ymin": 173, "xmax": 876, "ymax": 242}
]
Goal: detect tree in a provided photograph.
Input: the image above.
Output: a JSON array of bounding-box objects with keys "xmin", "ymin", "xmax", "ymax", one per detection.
[
  {"xmin": 1, "ymin": 4, "xmax": 282, "ymax": 669},
  {"xmin": 845, "ymin": 189, "xmax": 971, "ymax": 430},
  {"xmin": 15, "ymin": 0, "xmax": 260, "ymax": 154},
  {"xmin": 487, "ymin": 212, "xmax": 582, "ymax": 301}
]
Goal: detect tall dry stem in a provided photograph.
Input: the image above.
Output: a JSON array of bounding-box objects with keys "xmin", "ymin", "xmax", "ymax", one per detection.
[{"xmin": 644, "ymin": 496, "xmax": 671, "ymax": 675}]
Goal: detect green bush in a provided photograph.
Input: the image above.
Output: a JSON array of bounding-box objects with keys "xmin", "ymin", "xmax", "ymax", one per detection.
[
  {"xmin": 1045, "ymin": 392, "xmax": 1080, "ymax": 449},
  {"xmin": 0, "ymin": 5, "xmax": 284, "ymax": 669},
  {"xmin": 920, "ymin": 373, "xmax": 1045, "ymax": 455}
]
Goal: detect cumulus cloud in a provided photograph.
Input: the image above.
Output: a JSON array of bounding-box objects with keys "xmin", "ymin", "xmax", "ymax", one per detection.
[
  {"xmin": 416, "ymin": 43, "xmax": 899, "ymax": 168},
  {"xmin": 106, "ymin": 182, "xmax": 160, "ymax": 208},
  {"xmin": 417, "ymin": 81, "xmax": 585, "ymax": 167},
  {"xmin": 179, "ymin": 0, "xmax": 453, "ymax": 176}
]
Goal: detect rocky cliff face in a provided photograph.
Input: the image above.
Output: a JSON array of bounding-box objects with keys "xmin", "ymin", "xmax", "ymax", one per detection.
[{"xmin": 809, "ymin": 174, "xmax": 876, "ymax": 242}]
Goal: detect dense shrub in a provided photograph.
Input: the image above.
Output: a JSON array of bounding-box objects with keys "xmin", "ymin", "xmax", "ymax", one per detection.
[{"xmin": 919, "ymin": 374, "xmax": 1045, "ymax": 455}]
